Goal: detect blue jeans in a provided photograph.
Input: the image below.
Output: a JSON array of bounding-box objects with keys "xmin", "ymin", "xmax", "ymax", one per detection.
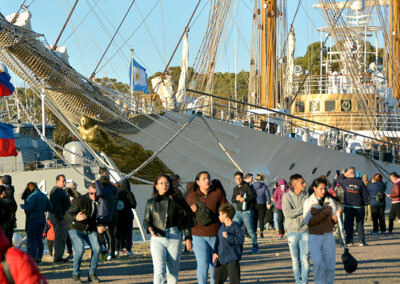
[
  {"xmin": 69, "ymin": 229, "xmax": 101, "ymax": 276},
  {"xmin": 27, "ymin": 217, "xmax": 46, "ymax": 261},
  {"xmin": 192, "ymin": 236, "xmax": 217, "ymax": 284},
  {"xmin": 233, "ymin": 210, "xmax": 258, "ymax": 246},
  {"xmin": 287, "ymin": 231, "xmax": 310, "ymax": 284},
  {"xmin": 150, "ymin": 226, "xmax": 182, "ymax": 284}
]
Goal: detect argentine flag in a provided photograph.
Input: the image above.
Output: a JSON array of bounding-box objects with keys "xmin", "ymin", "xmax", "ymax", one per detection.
[{"xmin": 129, "ymin": 57, "xmax": 149, "ymax": 94}]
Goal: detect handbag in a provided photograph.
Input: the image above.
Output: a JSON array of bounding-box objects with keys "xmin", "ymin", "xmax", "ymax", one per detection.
[{"xmin": 195, "ymin": 195, "xmax": 216, "ymax": 226}]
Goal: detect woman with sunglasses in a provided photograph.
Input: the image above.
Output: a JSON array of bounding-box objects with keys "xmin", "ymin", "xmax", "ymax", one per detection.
[{"xmin": 144, "ymin": 174, "xmax": 195, "ymax": 284}]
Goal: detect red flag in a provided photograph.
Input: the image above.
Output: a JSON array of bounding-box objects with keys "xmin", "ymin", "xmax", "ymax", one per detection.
[
  {"xmin": 0, "ymin": 71, "xmax": 14, "ymax": 97},
  {"xmin": 0, "ymin": 123, "xmax": 18, "ymax": 157}
]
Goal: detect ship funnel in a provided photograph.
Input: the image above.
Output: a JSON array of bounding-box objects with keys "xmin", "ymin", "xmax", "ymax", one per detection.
[{"xmin": 351, "ymin": 0, "xmax": 365, "ymax": 11}]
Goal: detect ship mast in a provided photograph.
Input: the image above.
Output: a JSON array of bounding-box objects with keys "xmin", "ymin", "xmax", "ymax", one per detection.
[
  {"xmin": 390, "ymin": 0, "xmax": 400, "ymax": 99},
  {"xmin": 261, "ymin": 0, "xmax": 277, "ymax": 108}
]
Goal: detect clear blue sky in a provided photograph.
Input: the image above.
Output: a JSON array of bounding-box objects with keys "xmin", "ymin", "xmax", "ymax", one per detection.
[{"xmin": 1, "ymin": 0, "xmax": 326, "ymax": 86}]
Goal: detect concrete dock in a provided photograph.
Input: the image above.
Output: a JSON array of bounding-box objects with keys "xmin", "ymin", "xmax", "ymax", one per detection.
[{"xmin": 42, "ymin": 222, "xmax": 400, "ymax": 283}]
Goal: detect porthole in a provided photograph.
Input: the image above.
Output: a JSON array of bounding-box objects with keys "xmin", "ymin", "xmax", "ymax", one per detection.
[
  {"xmin": 326, "ymin": 170, "xmax": 331, "ymax": 177},
  {"xmin": 312, "ymin": 167, "xmax": 317, "ymax": 174},
  {"xmin": 289, "ymin": 163, "xmax": 295, "ymax": 170}
]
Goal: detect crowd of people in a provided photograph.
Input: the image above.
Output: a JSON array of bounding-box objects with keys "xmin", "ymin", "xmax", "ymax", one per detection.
[
  {"xmin": 0, "ymin": 167, "xmax": 137, "ymax": 283},
  {"xmin": 1, "ymin": 166, "xmax": 400, "ymax": 283}
]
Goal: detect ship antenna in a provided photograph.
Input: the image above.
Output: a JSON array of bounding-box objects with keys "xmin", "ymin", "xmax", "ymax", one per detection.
[
  {"xmin": 90, "ymin": 0, "xmax": 136, "ymax": 80},
  {"xmin": 52, "ymin": 0, "xmax": 80, "ymax": 50}
]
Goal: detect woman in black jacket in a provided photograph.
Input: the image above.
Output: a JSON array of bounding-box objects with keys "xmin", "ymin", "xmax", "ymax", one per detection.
[{"xmin": 144, "ymin": 174, "xmax": 195, "ymax": 284}]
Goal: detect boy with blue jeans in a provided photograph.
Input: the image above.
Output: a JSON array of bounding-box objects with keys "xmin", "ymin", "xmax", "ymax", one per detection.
[{"xmin": 212, "ymin": 204, "xmax": 244, "ymax": 284}]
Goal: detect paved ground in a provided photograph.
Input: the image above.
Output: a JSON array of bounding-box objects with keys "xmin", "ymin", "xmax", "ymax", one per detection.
[{"xmin": 41, "ymin": 221, "xmax": 400, "ymax": 283}]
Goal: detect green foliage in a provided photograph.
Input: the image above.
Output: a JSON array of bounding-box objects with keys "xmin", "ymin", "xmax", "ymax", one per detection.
[
  {"xmin": 294, "ymin": 40, "xmax": 384, "ymax": 76},
  {"xmin": 294, "ymin": 42, "xmax": 325, "ymax": 75}
]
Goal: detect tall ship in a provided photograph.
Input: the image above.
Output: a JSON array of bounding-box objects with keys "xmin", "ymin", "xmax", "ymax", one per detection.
[{"xmin": 0, "ymin": 0, "xmax": 399, "ymax": 233}]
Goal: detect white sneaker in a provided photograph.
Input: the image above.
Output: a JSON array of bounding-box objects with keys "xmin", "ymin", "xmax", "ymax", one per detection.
[
  {"xmin": 115, "ymin": 251, "xmax": 121, "ymax": 257},
  {"xmin": 126, "ymin": 251, "xmax": 134, "ymax": 256},
  {"xmin": 106, "ymin": 254, "xmax": 112, "ymax": 261}
]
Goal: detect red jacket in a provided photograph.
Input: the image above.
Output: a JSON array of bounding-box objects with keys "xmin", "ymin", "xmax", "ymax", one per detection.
[
  {"xmin": 43, "ymin": 220, "xmax": 55, "ymax": 241},
  {"xmin": 0, "ymin": 228, "xmax": 47, "ymax": 284},
  {"xmin": 390, "ymin": 182, "xmax": 400, "ymax": 203}
]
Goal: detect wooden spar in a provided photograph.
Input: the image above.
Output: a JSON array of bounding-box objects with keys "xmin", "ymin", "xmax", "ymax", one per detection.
[
  {"xmin": 390, "ymin": 0, "xmax": 400, "ymax": 99},
  {"xmin": 266, "ymin": 0, "xmax": 277, "ymax": 108},
  {"xmin": 261, "ymin": 2, "xmax": 267, "ymax": 108},
  {"xmin": 53, "ymin": 0, "xmax": 79, "ymax": 50}
]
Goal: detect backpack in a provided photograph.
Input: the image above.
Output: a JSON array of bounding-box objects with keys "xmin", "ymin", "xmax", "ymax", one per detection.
[{"xmin": 375, "ymin": 189, "xmax": 386, "ymax": 202}]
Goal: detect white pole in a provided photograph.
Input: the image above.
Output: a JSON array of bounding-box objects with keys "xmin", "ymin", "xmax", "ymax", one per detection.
[
  {"xmin": 234, "ymin": 0, "xmax": 238, "ymax": 120},
  {"xmin": 41, "ymin": 88, "xmax": 46, "ymax": 137},
  {"xmin": 130, "ymin": 47, "xmax": 134, "ymax": 98}
]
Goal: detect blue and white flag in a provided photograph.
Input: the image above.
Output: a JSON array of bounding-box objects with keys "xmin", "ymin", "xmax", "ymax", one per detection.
[{"xmin": 129, "ymin": 57, "xmax": 149, "ymax": 94}]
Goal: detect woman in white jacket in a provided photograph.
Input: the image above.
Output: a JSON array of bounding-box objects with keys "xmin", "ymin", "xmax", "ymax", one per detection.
[{"xmin": 303, "ymin": 177, "xmax": 342, "ymax": 284}]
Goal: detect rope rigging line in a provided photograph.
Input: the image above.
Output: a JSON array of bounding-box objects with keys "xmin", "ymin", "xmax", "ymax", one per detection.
[
  {"xmin": 124, "ymin": 113, "xmax": 198, "ymax": 180},
  {"xmin": 90, "ymin": 0, "xmax": 135, "ymax": 79},
  {"xmin": 199, "ymin": 115, "xmax": 243, "ymax": 173},
  {"xmin": 317, "ymin": 0, "xmax": 393, "ymax": 141},
  {"xmin": 186, "ymin": 88, "xmax": 400, "ymax": 149},
  {"xmin": 134, "ymin": 2, "xmax": 165, "ymax": 64},
  {"xmin": 60, "ymin": 0, "xmax": 101, "ymax": 46},
  {"xmin": 53, "ymin": 0, "xmax": 79, "ymax": 50},
  {"xmin": 12, "ymin": 94, "xmax": 94, "ymax": 183},
  {"xmin": 12, "ymin": 93, "xmax": 153, "ymax": 185},
  {"xmin": 161, "ymin": 0, "xmax": 202, "ymax": 76},
  {"xmin": 361, "ymin": 153, "xmax": 391, "ymax": 182},
  {"xmin": 11, "ymin": 0, "xmax": 28, "ymax": 24},
  {"xmin": 279, "ymin": 0, "xmax": 304, "ymax": 60},
  {"xmin": 97, "ymin": 0, "xmax": 161, "ymax": 75}
]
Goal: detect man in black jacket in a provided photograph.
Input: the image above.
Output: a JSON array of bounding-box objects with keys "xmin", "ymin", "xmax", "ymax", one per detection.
[
  {"xmin": 48, "ymin": 174, "xmax": 71, "ymax": 263},
  {"xmin": 335, "ymin": 167, "xmax": 370, "ymax": 246},
  {"xmin": 66, "ymin": 182, "xmax": 105, "ymax": 283},
  {"xmin": 231, "ymin": 171, "xmax": 258, "ymax": 253},
  {"xmin": 115, "ymin": 178, "xmax": 137, "ymax": 256}
]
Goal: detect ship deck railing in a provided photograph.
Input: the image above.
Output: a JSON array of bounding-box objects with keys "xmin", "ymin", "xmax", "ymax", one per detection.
[
  {"xmin": 181, "ymin": 93, "xmax": 400, "ymax": 166},
  {"xmin": 291, "ymin": 74, "xmax": 388, "ymax": 96},
  {"xmin": 0, "ymin": 160, "xmax": 101, "ymax": 174}
]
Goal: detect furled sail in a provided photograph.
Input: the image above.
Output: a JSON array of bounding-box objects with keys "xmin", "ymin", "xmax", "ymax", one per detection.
[
  {"xmin": 176, "ymin": 32, "xmax": 189, "ymax": 108},
  {"xmin": 151, "ymin": 75, "xmax": 177, "ymax": 110},
  {"xmin": 286, "ymin": 28, "xmax": 295, "ymax": 107}
]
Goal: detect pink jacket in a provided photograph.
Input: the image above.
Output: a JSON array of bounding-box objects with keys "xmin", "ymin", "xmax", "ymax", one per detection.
[{"xmin": 273, "ymin": 183, "xmax": 289, "ymax": 210}]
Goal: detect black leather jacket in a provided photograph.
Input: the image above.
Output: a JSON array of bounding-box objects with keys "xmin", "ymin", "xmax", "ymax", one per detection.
[
  {"xmin": 144, "ymin": 191, "xmax": 195, "ymax": 240},
  {"xmin": 65, "ymin": 194, "xmax": 98, "ymax": 233}
]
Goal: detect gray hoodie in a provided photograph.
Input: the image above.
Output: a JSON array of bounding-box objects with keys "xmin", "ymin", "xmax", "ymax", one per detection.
[{"xmin": 282, "ymin": 189, "xmax": 308, "ymax": 233}]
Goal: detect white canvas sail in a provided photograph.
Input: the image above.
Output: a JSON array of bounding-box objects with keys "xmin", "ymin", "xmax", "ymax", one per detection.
[
  {"xmin": 286, "ymin": 28, "xmax": 295, "ymax": 107},
  {"xmin": 176, "ymin": 32, "xmax": 189, "ymax": 108},
  {"xmin": 6, "ymin": 11, "xmax": 32, "ymax": 31},
  {"xmin": 151, "ymin": 75, "xmax": 177, "ymax": 110}
]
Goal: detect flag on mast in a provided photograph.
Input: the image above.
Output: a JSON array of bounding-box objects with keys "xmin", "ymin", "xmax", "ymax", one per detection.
[
  {"xmin": 0, "ymin": 64, "xmax": 14, "ymax": 97},
  {"xmin": 129, "ymin": 57, "xmax": 149, "ymax": 94},
  {"xmin": 0, "ymin": 123, "xmax": 18, "ymax": 157}
]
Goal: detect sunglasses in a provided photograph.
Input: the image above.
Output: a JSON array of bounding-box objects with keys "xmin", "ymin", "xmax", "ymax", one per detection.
[{"xmin": 89, "ymin": 192, "xmax": 96, "ymax": 195}]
